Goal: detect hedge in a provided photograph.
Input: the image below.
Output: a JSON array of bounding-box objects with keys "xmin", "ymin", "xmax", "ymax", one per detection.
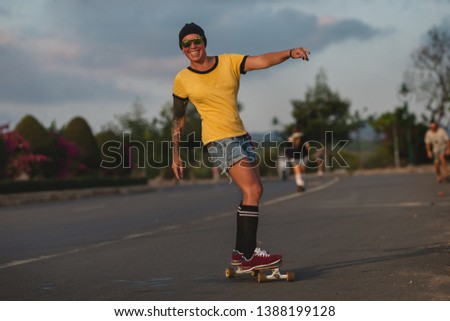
[{"xmin": 0, "ymin": 177, "xmax": 148, "ymax": 194}]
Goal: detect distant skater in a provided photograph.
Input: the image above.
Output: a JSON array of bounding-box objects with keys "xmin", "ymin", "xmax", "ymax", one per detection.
[
  {"xmin": 171, "ymin": 22, "xmax": 310, "ymax": 271},
  {"xmin": 424, "ymin": 120, "xmax": 450, "ymax": 183},
  {"xmin": 285, "ymin": 127, "xmax": 310, "ymax": 192}
]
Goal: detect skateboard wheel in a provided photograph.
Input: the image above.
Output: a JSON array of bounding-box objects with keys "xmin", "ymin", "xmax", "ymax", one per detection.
[
  {"xmin": 257, "ymin": 273, "xmax": 267, "ymax": 283},
  {"xmin": 225, "ymin": 268, "xmax": 235, "ymax": 278},
  {"xmin": 286, "ymin": 271, "xmax": 295, "ymax": 282},
  {"xmin": 251, "ymin": 270, "xmax": 259, "ymax": 277}
]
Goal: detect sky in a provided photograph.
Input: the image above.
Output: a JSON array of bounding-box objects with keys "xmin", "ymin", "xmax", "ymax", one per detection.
[{"xmin": 1, "ymin": 0, "xmax": 449, "ymax": 134}]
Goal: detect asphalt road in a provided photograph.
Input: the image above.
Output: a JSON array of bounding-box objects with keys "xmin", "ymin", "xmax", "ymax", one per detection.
[{"xmin": 0, "ymin": 172, "xmax": 449, "ymax": 300}]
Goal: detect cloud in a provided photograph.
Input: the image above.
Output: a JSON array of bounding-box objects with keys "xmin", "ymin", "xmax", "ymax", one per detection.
[
  {"xmin": 0, "ymin": 0, "xmax": 386, "ymax": 108},
  {"xmin": 0, "ymin": 41, "xmax": 127, "ymax": 105},
  {"xmin": 41, "ymin": 1, "xmax": 384, "ymax": 56},
  {"xmin": 206, "ymin": 7, "xmax": 385, "ymax": 54},
  {"xmin": 416, "ymin": 16, "xmax": 450, "ymax": 45},
  {"xmin": 0, "ymin": 6, "xmax": 9, "ymax": 16},
  {"xmin": 317, "ymin": 15, "xmax": 341, "ymax": 27},
  {"xmin": 439, "ymin": 16, "xmax": 450, "ymax": 30}
]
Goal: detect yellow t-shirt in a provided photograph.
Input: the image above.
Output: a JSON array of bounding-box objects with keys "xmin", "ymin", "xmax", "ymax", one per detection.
[{"xmin": 173, "ymin": 53, "xmax": 248, "ymax": 144}]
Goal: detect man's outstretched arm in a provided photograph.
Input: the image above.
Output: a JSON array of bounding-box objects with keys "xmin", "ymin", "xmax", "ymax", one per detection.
[{"xmin": 244, "ymin": 47, "xmax": 310, "ymax": 72}]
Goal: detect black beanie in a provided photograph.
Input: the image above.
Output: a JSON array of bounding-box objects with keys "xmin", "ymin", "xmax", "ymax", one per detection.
[{"xmin": 178, "ymin": 22, "xmax": 207, "ymax": 49}]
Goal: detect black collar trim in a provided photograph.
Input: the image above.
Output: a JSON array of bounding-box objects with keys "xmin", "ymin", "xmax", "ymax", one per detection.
[{"xmin": 187, "ymin": 56, "xmax": 219, "ymax": 74}]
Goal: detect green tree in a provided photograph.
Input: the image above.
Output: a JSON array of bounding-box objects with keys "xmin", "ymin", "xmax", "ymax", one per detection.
[
  {"xmin": 100, "ymin": 99, "xmax": 161, "ymax": 177},
  {"xmin": 95, "ymin": 129, "xmax": 130, "ymax": 176},
  {"xmin": 289, "ymin": 69, "xmax": 357, "ymax": 143},
  {"xmin": 15, "ymin": 115, "xmax": 54, "ymax": 157},
  {"xmin": 15, "ymin": 115, "xmax": 56, "ymax": 177},
  {"xmin": 368, "ymin": 105, "xmax": 428, "ymax": 166},
  {"xmin": 0, "ymin": 135, "xmax": 9, "ymax": 179},
  {"xmin": 407, "ymin": 27, "xmax": 450, "ymax": 122},
  {"xmin": 63, "ymin": 116, "xmax": 101, "ymax": 172},
  {"xmin": 114, "ymin": 99, "xmax": 157, "ymax": 142},
  {"xmin": 100, "ymin": 98, "xmax": 236, "ymax": 179}
]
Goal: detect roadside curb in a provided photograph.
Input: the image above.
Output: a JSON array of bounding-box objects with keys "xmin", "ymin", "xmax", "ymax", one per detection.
[
  {"xmin": 0, "ymin": 185, "xmax": 155, "ymax": 207},
  {"xmin": 0, "ymin": 165, "xmax": 435, "ymax": 207}
]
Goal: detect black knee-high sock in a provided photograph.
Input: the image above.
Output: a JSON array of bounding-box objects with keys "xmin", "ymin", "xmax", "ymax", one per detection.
[{"xmin": 235, "ymin": 203, "xmax": 259, "ymax": 260}]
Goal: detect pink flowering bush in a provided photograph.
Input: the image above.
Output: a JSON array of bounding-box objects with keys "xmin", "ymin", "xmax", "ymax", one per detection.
[{"xmin": 0, "ymin": 130, "xmax": 49, "ymax": 179}]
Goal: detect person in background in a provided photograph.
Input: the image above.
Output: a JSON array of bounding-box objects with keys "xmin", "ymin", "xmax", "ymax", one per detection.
[
  {"xmin": 425, "ymin": 120, "xmax": 450, "ymax": 183},
  {"xmin": 285, "ymin": 127, "xmax": 310, "ymax": 192}
]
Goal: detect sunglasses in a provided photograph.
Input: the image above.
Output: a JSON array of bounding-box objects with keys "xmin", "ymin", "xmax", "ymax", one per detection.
[{"xmin": 181, "ymin": 36, "xmax": 204, "ymax": 48}]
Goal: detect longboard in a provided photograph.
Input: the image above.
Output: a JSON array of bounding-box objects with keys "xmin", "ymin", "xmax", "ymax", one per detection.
[{"xmin": 225, "ymin": 264, "xmax": 295, "ymax": 283}]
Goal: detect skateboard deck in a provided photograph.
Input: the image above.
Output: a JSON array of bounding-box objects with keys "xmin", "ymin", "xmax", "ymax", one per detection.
[{"xmin": 225, "ymin": 263, "xmax": 295, "ymax": 283}]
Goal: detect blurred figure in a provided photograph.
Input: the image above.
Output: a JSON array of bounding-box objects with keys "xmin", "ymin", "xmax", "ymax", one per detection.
[
  {"xmin": 424, "ymin": 120, "xmax": 450, "ymax": 183},
  {"xmin": 277, "ymin": 152, "xmax": 290, "ymax": 180},
  {"xmin": 311, "ymin": 146, "xmax": 325, "ymax": 177},
  {"xmin": 285, "ymin": 127, "xmax": 310, "ymax": 192}
]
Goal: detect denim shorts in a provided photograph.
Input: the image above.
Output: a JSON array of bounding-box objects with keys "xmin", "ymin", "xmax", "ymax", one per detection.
[
  {"xmin": 288, "ymin": 157, "xmax": 307, "ymax": 167},
  {"xmin": 207, "ymin": 133, "xmax": 258, "ymax": 175},
  {"xmin": 433, "ymin": 146, "xmax": 447, "ymax": 162}
]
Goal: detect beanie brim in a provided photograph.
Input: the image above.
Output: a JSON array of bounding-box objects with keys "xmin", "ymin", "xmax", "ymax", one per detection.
[{"xmin": 179, "ymin": 22, "xmax": 207, "ymax": 49}]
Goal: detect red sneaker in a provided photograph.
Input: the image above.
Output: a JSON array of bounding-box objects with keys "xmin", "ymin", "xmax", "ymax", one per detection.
[
  {"xmin": 231, "ymin": 250, "xmax": 243, "ymax": 266},
  {"xmin": 241, "ymin": 248, "xmax": 282, "ymax": 271}
]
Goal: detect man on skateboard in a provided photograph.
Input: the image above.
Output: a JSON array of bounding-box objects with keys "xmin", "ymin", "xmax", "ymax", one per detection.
[{"xmin": 171, "ymin": 22, "xmax": 310, "ymax": 272}]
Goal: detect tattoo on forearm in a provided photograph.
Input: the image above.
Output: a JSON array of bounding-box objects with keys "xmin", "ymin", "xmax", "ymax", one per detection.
[
  {"xmin": 172, "ymin": 97, "xmax": 187, "ymax": 132},
  {"xmin": 172, "ymin": 97, "xmax": 188, "ymax": 158}
]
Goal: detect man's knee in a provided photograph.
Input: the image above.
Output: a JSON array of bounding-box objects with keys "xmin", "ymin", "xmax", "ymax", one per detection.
[
  {"xmin": 244, "ymin": 183, "xmax": 263, "ymax": 201},
  {"xmin": 255, "ymin": 183, "xmax": 264, "ymax": 199}
]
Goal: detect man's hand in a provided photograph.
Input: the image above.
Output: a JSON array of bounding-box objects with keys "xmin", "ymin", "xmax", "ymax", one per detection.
[
  {"xmin": 172, "ymin": 158, "xmax": 184, "ymax": 180},
  {"xmin": 290, "ymin": 47, "xmax": 310, "ymax": 61},
  {"xmin": 427, "ymin": 150, "xmax": 433, "ymax": 159}
]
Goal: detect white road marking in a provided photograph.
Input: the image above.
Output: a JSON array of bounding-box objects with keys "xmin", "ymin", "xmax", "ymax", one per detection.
[
  {"xmin": 71, "ymin": 204, "xmax": 106, "ymax": 212},
  {"xmin": 263, "ymin": 177, "xmax": 340, "ymax": 206},
  {"xmin": 0, "ymin": 178, "xmax": 339, "ymax": 270}
]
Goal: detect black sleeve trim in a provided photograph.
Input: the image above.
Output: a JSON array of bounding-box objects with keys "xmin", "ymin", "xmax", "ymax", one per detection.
[
  {"xmin": 173, "ymin": 94, "xmax": 189, "ymax": 101},
  {"xmin": 240, "ymin": 55, "xmax": 249, "ymax": 75}
]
